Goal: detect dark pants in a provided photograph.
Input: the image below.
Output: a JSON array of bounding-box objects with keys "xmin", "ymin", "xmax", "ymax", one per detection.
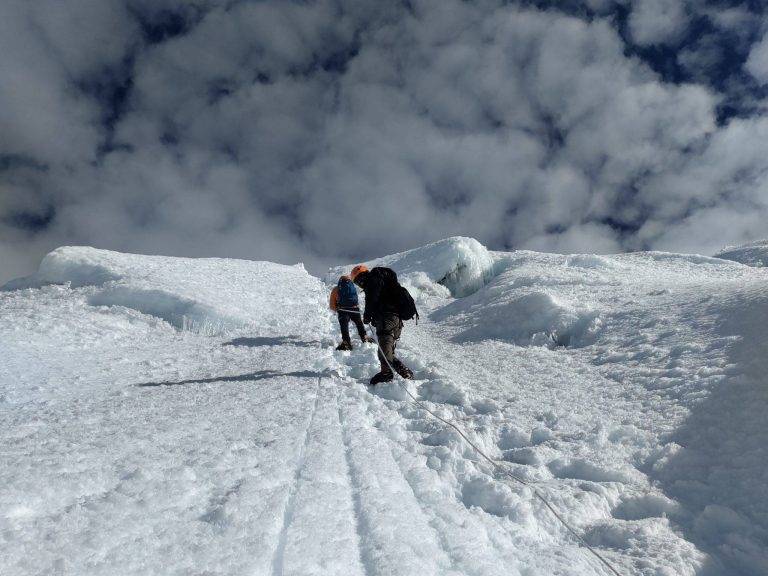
[
  {"xmin": 338, "ymin": 308, "xmax": 367, "ymax": 343},
  {"xmin": 374, "ymin": 313, "xmax": 403, "ymax": 374}
]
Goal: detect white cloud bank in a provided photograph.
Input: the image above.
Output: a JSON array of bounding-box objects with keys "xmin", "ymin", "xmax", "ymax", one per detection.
[{"xmin": 1, "ymin": 0, "xmax": 767, "ymax": 284}]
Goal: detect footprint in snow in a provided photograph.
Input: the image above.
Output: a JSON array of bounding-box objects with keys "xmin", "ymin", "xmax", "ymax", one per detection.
[
  {"xmin": 502, "ymin": 447, "xmax": 544, "ymax": 467},
  {"xmin": 548, "ymin": 458, "xmax": 633, "ymax": 484},
  {"xmin": 470, "ymin": 398, "xmax": 500, "ymax": 415},
  {"xmin": 417, "ymin": 378, "xmax": 466, "ymax": 406},
  {"xmin": 368, "ymin": 381, "xmax": 409, "ymax": 401},
  {"xmin": 612, "ymin": 493, "xmax": 680, "ymax": 520},
  {"xmin": 460, "ymin": 477, "xmax": 530, "ymax": 521},
  {"xmin": 497, "ymin": 425, "xmax": 531, "ymax": 450}
]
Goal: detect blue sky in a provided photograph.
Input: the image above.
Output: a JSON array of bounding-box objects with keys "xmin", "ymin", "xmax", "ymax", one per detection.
[{"xmin": 2, "ymin": 0, "xmax": 768, "ymax": 283}]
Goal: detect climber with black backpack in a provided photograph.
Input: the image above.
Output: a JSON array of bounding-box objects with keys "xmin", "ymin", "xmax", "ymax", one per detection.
[
  {"xmin": 350, "ymin": 264, "xmax": 418, "ymax": 385},
  {"xmin": 329, "ymin": 275, "xmax": 374, "ymax": 351}
]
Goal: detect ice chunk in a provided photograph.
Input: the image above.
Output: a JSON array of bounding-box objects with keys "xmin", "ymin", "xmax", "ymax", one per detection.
[
  {"xmin": 38, "ymin": 247, "xmax": 127, "ymax": 287},
  {"xmin": 461, "ymin": 477, "xmax": 530, "ymax": 520}
]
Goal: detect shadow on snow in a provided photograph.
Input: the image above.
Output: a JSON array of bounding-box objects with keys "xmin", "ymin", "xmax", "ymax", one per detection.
[
  {"xmin": 222, "ymin": 336, "xmax": 321, "ymax": 348},
  {"xmin": 136, "ymin": 369, "xmax": 328, "ymax": 387},
  {"xmin": 652, "ymin": 286, "xmax": 768, "ymax": 576}
]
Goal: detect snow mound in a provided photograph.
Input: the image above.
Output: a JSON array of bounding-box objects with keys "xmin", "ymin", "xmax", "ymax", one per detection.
[
  {"xmin": 715, "ymin": 239, "xmax": 768, "ymax": 267},
  {"xmin": 430, "ymin": 248, "xmax": 761, "ymax": 351},
  {"xmin": 331, "ymin": 237, "xmax": 495, "ymax": 298},
  {"xmin": 461, "ymin": 291, "xmax": 600, "ymax": 347},
  {"xmin": 3, "ymin": 247, "xmax": 122, "ymax": 290},
  {"xmin": 4, "ymin": 246, "xmax": 325, "ymax": 336},
  {"xmin": 436, "ymin": 288, "xmax": 601, "ymax": 348}
]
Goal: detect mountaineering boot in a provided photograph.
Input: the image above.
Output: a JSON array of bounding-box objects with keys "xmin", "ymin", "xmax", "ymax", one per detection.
[
  {"xmin": 392, "ymin": 359, "xmax": 414, "ymax": 379},
  {"xmin": 362, "ymin": 336, "xmax": 376, "ymax": 344},
  {"xmin": 369, "ymin": 370, "xmax": 393, "ymax": 385},
  {"xmin": 336, "ymin": 340, "xmax": 353, "ymax": 351}
]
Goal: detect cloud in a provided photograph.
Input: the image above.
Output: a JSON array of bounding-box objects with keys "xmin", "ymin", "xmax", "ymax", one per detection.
[
  {"xmin": 746, "ymin": 33, "xmax": 768, "ymax": 85},
  {"xmin": 2, "ymin": 0, "xmax": 768, "ymax": 285},
  {"xmin": 638, "ymin": 116, "xmax": 768, "ymax": 254},
  {"xmin": 628, "ymin": 0, "xmax": 691, "ymax": 46}
]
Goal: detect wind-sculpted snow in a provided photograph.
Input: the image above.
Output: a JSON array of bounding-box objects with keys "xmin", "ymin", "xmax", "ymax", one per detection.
[
  {"xmin": 2, "ymin": 239, "xmax": 768, "ymax": 575},
  {"xmin": 2, "ymin": 248, "xmax": 121, "ymax": 290},
  {"xmin": 3, "ymin": 246, "xmax": 326, "ymax": 336},
  {"xmin": 330, "ymin": 236, "xmax": 496, "ymax": 298},
  {"xmin": 715, "ymin": 239, "xmax": 768, "ymax": 268}
]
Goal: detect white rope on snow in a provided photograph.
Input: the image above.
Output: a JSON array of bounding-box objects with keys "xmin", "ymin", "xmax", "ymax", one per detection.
[{"xmin": 335, "ymin": 307, "xmax": 624, "ymax": 576}]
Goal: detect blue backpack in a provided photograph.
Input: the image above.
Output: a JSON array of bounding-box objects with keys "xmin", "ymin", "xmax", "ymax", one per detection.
[{"xmin": 337, "ymin": 277, "xmax": 359, "ymax": 308}]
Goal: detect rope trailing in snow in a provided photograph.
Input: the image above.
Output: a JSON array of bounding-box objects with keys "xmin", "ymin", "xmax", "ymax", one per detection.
[{"xmin": 335, "ymin": 307, "xmax": 624, "ymax": 576}]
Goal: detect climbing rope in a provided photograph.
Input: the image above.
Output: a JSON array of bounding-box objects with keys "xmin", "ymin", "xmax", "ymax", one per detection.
[{"xmin": 336, "ymin": 307, "xmax": 624, "ymax": 576}]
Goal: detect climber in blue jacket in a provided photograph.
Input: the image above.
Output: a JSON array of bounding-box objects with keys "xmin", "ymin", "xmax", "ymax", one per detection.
[{"xmin": 329, "ymin": 274, "xmax": 373, "ymax": 350}]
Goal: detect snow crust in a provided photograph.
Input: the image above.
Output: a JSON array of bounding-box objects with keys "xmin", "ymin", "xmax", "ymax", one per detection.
[
  {"xmin": 2, "ymin": 239, "xmax": 768, "ymax": 576},
  {"xmin": 714, "ymin": 239, "xmax": 768, "ymax": 267}
]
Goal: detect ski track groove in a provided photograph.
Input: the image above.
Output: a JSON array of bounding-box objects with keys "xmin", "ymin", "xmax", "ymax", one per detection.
[
  {"xmin": 382, "ymin": 430, "xmax": 462, "ymax": 576},
  {"xmin": 337, "ymin": 386, "xmax": 377, "ymax": 576},
  {"xmin": 343, "ymin": 341, "xmax": 467, "ymax": 572},
  {"xmin": 270, "ymin": 376, "xmax": 323, "ymax": 576},
  {"xmin": 347, "ymin": 369, "xmax": 464, "ymax": 575},
  {"xmin": 369, "ymin": 371, "xmax": 528, "ymax": 575}
]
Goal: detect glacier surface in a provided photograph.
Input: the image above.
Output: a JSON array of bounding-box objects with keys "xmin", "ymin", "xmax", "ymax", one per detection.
[{"xmin": 2, "ymin": 239, "xmax": 767, "ymax": 576}]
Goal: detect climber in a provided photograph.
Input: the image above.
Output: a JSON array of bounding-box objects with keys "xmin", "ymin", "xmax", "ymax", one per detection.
[
  {"xmin": 350, "ymin": 264, "xmax": 417, "ymax": 384},
  {"xmin": 329, "ymin": 274, "xmax": 373, "ymax": 351}
]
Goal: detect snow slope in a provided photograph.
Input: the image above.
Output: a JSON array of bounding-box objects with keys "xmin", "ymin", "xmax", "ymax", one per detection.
[{"xmin": 2, "ymin": 240, "xmax": 767, "ymax": 575}]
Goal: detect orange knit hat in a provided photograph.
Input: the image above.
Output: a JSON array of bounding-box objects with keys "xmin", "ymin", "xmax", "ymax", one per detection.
[{"xmin": 350, "ymin": 264, "xmax": 369, "ymax": 281}]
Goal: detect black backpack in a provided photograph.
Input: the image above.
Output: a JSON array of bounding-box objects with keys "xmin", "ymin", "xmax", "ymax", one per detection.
[
  {"xmin": 396, "ymin": 284, "xmax": 419, "ymax": 322},
  {"xmin": 371, "ymin": 267, "xmax": 419, "ymax": 322}
]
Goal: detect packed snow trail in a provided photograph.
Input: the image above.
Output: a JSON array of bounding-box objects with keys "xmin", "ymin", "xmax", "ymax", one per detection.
[
  {"xmin": 331, "ymin": 237, "xmax": 768, "ymax": 575},
  {"xmin": 336, "ymin": 306, "xmax": 623, "ymax": 576},
  {"xmin": 3, "ymin": 240, "xmax": 768, "ymax": 575}
]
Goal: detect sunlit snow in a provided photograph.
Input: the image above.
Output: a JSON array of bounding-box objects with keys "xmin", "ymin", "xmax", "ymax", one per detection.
[{"xmin": 1, "ymin": 238, "xmax": 767, "ymax": 575}]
